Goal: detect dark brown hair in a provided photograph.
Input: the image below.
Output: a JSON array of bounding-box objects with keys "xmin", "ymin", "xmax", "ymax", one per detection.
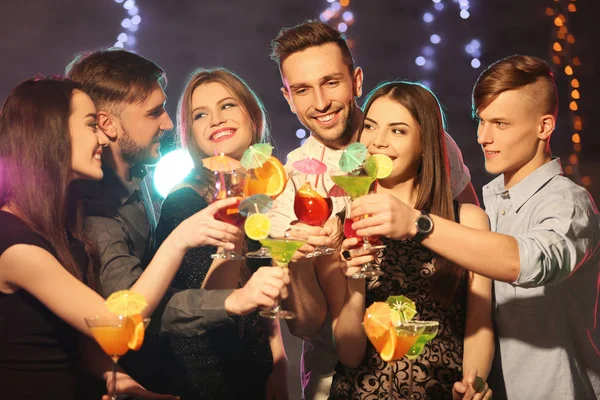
[
  {"xmin": 0, "ymin": 77, "xmax": 98, "ymax": 287},
  {"xmin": 472, "ymin": 54, "xmax": 558, "ymax": 118},
  {"xmin": 361, "ymin": 81, "xmax": 467, "ymax": 307},
  {"xmin": 65, "ymin": 48, "xmax": 166, "ymax": 113},
  {"xmin": 270, "ymin": 20, "xmax": 355, "ymax": 75},
  {"xmin": 177, "ymin": 68, "xmax": 270, "ymax": 201}
]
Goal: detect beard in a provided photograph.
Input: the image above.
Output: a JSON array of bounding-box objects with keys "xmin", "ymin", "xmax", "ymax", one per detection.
[
  {"xmin": 119, "ymin": 125, "xmax": 161, "ymax": 167},
  {"xmin": 304, "ymin": 100, "xmax": 356, "ymax": 147}
]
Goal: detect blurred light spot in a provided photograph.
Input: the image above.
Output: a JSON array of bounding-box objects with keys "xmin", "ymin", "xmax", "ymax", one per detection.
[
  {"xmin": 571, "ymin": 89, "xmax": 580, "ymax": 99},
  {"xmin": 565, "ymin": 165, "xmax": 573, "ymax": 174},
  {"xmin": 343, "ymin": 11, "xmax": 354, "ymax": 21},
  {"xmin": 118, "ymin": 33, "xmax": 128, "ymax": 42},
  {"xmin": 423, "ymin": 13, "xmax": 434, "ymax": 23},
  {"xmin": 128, "ymin": 6, "xmax": 139, "ymax": 16},
  {"xmin": 121, "ymin": 18, "xmax": 132, "ymax": 28},
  {"xmin": 569, "ymin": 101, "xmax": 578, "ymax": 111},
  {"xmin": 415, "ymin": 56, "xmax": 426, "ymax": 66},
  {"xmin": 430, "ymin": 34, "xmax": 441, "ymax": 44},
  {"xmin": 115, "ymin": 0, "xmax": 124, "ymax": 3},
  {"xmin": 574, "ymin": 143, "xmax": 582, "ymax": 152},
  {"xmin": 471, "ymin": 58, "xmax": 481, "ymax": 68},
  {"xmin": 114, "ymin": 41, "xmax": 124, "ymax": 48},
  {"xmin": 423, "ymin": 46, "xmax": 435, "ymax": 57},
  {"xmin": 465, "ymin": 44, "xmax": 474, "ymax": 54},
  {"xmin": 123, "ymin": 0, "xmax": 135, "ymax": 10},
  {"xmin": 571, "ymin": 78, "xmax": 579, "ymax": 88},
  {"xmin": 568, "ymin": 3, "xmax": 577, "ymax": 12},
  {"xmin": 432, "ymin": 0, "xmax": 441, "ymax": 3},
  {"xmin": 434, "ymin": 3, "xmax": 444, "ymax": 11},
  {"xmin": 572, "ymin": 133, "xmax": 581, "ymax": 143},
  {"xmin": 424, "ymin": 60, "xmax": 434, "ymax": 70},
  {"xmin": 338, "ymin": 22, "xmax": 348, "ymax": 32},
  {"xmin": 552, "ymin": 55, "xmax": 561, "ymax": 64},
  {"xmin": 582, "ymin": 177, "xmax": 590, "ymax": 186},
  {"xmin": 553, "ymin": 42, "xmax": 562, "ymax": 52},
  {"xmin": 331, "ymin": 2, "xmax": 341, "ymax": 11},
  {"xmin": 154, "ymin": 150, "xmax": 194, "ymax": 198},
  {"xmin": 128, "ymin": 24, "xmax": 139, "ymax": 32},
  {"xmin": 460, "ymin": 10, "xmax": 470, "ymax": 19},
  {"xmin": 340, "ymin": 0, "xmax": 350, "ymax": 6},
  {"xmin": 573, "ymin": 57, "xmax": 581, "ymax": 66},
  {"xmin": 127, "ymin": 36, "xmax": 136, "ymax": 46},
  {"xmin": 574, "ymin": 116, "xmax": 582, "ymax": 130},
  {"xmin": 564, "ymin": 65, "xmax": 573, "ymax": 75},
  {"xmin": 554, "ymin": 16, "xmax": 563, "ymax": 26},
  {"xmin": 545, "ymin": 7, "xmax": 554, "ymax": 16},
  {"xmin": 421, "ymin": 80, "xmax": 432, "ymax": 89},
  {"xmin": 296, "ymin": 129, "xmax": 307, "ymax": 139},
  {"xmin": 569, "ymin": 154, "xmax": 579, "ymax": 164}
]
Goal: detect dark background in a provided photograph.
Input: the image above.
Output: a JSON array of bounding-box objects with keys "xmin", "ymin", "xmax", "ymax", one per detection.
[{"xmin": 1, "ymin": 0, "xmax": 597, "ymax": 203}]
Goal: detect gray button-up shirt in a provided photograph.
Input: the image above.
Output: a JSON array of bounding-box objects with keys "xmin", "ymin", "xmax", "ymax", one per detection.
[
  {"xmin": 483, "ymin": 158, "xmax": 600, "ymax": 399},
  {"xmin": 77, "ymin": 165, "xmax": 234, "ymax": 336}
]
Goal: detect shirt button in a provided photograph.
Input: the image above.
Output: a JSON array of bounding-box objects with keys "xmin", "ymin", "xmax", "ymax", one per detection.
[{"xmin": 501, "ymin": 210, "xmax": 506, "ymax": 216}]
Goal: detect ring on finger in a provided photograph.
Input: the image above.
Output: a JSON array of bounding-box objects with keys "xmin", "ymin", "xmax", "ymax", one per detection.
[{"xmin": 341, "ymin": 249, "xmax": 352, "ymax": 261}]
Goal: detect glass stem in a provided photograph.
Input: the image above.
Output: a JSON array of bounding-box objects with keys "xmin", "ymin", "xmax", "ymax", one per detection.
[
  {"xmin": 111, "ymin": 359, "xmax": 118, "ymax": 400},
  {"xmin": 408, "ymin": 358, "xmax": 414, "ymax": 399},
  {"xmin": 388, "ymin": 361, "xmax": 394, "ymax": 400}
]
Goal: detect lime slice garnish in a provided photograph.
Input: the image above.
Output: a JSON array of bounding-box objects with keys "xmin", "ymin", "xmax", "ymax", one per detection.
[
  {"xmin": 366, "ymin": 154, "xmax": 394, "ymax": 179},
  {"xmin": 244, "ymin": 213, "xmax": 271, "ymax": 241},
  {"xmin": 386, "ymin": 295, "xmax": 417, "ymax": 323}
]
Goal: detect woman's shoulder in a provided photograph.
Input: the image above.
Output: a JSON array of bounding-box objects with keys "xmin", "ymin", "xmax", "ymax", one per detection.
[
  {"xmin": 163, "ymin": 185, "xmax": 209, "ymax": 213},
  {"xmin": 0, "ymin": 211, "xmax": 52, "ymax": 256},
  {"xmin": 456, "ymin": 203, "xmax": 490, "ymax": 230}
]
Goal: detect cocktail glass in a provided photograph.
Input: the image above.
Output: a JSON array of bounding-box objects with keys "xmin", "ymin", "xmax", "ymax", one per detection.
[
  {"xmin": 366, "ymin": 321, "xmax": 425, "ymax": 400},
  {"xmin": 290, "ymin": 171, "xmax": 336, "ymax": 258},
  {"xmin": 212, "ymin": 169, "xmax": 246, "ymax": 260},
  {"xmin": 85, "ymin": 314, "xmax": 150, "ymax": 400},
  {"xmin": 258, "ymin": 234, "xmax": 307, "ymax": 319},
  {"xmin": 330, "ymin": 168, "xmax": 385, "ymax": 279},
  {"xmin": 405, "ymin": 320, "xmax": 440, "ymax": 399}
]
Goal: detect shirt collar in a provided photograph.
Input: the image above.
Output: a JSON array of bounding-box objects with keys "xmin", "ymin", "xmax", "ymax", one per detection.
[
  {"xmin": 483, "ymin": 158, "xmax": 564, "ymax": 211},
  {"xmin": 101, "ymin": 164, "xmax": 148, "ymax": 206}
]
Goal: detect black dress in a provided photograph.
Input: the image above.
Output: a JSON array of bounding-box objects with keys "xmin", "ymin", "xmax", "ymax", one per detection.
[
  {"xmin": 330, "ymin": 204, "xmax": 469, "ymax": 400},
  {"xmin": 0, "ymin": 211, "xmax": 88, "ymax": 400},
  {"xmin": 155, "ymin": 187, "xmax": 273, "ymax": 400}
]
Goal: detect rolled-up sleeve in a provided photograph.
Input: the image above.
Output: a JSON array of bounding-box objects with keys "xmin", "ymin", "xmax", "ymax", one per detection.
[{"xmin": 515, "ymin": 200, "xmax": 597, "ymax": 287}]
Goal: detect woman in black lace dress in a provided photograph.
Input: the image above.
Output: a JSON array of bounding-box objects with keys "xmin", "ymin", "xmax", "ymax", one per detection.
[
  {"xmin": 155, "ymin": 68, "xmax": 288, "ymax": 399},
  {"xmin": 318, "ymin": 81, "xmax": 494, "ymax": 399}
]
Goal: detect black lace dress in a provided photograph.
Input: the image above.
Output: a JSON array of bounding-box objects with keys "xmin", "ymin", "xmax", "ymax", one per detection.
[
  {"xmin": 330, "ymin": 210, "xmax": 468, "ymax": 400},
  {"xmin": 154, "ymin": 187, "xmax": 273, "ymax": 400}
]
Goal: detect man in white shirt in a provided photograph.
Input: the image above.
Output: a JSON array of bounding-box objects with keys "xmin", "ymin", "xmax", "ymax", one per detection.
[{"xmin": 269, "ymin": 20, "xmax": 478, "ymax": 399}]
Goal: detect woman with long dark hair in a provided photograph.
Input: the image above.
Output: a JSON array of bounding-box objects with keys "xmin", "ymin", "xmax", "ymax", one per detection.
[
  {"xmin": 319, "ymin": 81, "xmax": 494, "ymax": 399},
  {"xmin": 0, "ymin": 77, "xmax": 241, "ymax": 399}
]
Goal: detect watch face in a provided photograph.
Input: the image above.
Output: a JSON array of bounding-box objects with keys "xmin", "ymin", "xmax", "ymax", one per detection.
[{"xmin": 417, "ymin": 215, "xmax": 433, "ymax": 232}]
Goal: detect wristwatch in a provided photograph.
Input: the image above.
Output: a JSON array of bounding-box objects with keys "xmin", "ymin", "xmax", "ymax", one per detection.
[{"xmin": 412, "ymin": 210, "xmax": 433, "ymax": 243}]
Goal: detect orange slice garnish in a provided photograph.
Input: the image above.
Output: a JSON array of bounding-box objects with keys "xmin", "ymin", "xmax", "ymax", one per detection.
[
  {"xmin": 245, "ymin": 156, "xmax": 286, "ymax": 198},
  {"xmin": 380, "ymin": 327, "xmax": 398, "ymax": 362},
  {"xmin": 105, "ymin": 290, "xmax": 147, "ymax": 317},
  {"xmin": 125, "ymin": 313, "xmax": 145, "ymax": 351}
]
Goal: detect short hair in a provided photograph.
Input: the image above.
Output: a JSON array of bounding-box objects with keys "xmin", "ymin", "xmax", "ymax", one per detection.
[
  {"xmin": 270, "ymin": 20, "xmax": 355, "ymax": 74},
  {"xmin": 65, "ymin": 48, "xmax": 166, "ymax": 111},
  {"xmin": 472, "ymin": 55, "xmax": 558, "ymax": 118}
]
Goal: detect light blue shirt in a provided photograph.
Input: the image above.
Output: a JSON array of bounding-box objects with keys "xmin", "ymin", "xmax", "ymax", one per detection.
[{"xmin": 484, "ymin": 158, "xmax": 600, "ymax": 399}]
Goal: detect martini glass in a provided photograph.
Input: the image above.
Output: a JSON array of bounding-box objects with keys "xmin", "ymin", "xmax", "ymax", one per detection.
[
  {"xmin": 330, "ymin": 168, "xmax": 385, "ymax": 279},
  {"xmin": 258, "ymin": 234, "xmax": 307, "ymax": 319},
  {"xmin": 364, "ymin": 320, "xmax": 425, "ymax": 400},
  {"xmin": 212, "ymin": 169, "xmax": 246, "ymax": 260},
  {"xmin": 85, "ymin": 314, "xmax": 150, "ymax": 400},
  {"xmin": 405, "ymin": 320, "xmax": 440, "ymax": 399}
]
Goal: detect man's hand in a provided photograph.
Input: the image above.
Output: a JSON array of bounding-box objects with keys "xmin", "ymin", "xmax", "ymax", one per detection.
[
  {"xmin": 351, "ymin": 193, "xmax": 420, "ymax": 241},
  {"xmin": 452, "ymin": 369, "xmax": 492, "ymax": 400},
  {"xmin": 288, "ymin": 221, "xmax": 335, "ymax": 261},
  {"xmin": 102, "ymin": 371, "xmax": 179, "ymax": 399},
  {"xmin": 224, "ymin": 266, "xmax": 290, "ymax": 316}
]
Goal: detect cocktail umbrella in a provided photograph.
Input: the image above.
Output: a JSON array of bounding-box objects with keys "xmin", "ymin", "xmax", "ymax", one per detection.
[
  {"xmin": 327, "ymin": 184, "xmax": 347, "ymax": 198},
  {"xmin": 339, "ymin": 142, "xmax": 368, "ymax": 172},
  {"xmin": 241, "ymin": 143, "xmax": 273, "ymax": 169},
  {"xmin": 239, "ymin": 194, "xmax": 273, "ymax": 216},
  {"xmin": 202, "ymin": 153, "xmax": 241, "ymax": 172},
  {"xmin": 292, "ymin": 158, "xmax": 327, "ymax": 175}
]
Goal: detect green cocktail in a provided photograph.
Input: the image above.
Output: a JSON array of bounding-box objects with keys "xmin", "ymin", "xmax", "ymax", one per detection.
[
  {"xmin": 406, "ymin": 320, "xmax": 440, "ymax": 398},
  {"xmin": 329, "ymin": 169, "xmax": 384, "ymax": 279},
  {"xmin": 330, "ymin": 174, "xmax": 375, "ymax": 200},
  {"xmin": 258, "ymin": 237, "xmax": 307, "ymax": 319}
]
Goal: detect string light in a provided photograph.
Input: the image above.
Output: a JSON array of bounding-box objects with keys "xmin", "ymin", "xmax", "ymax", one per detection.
[
  {"xmin": 319, "ymin": 0, "xmax": 355, "ymax": 46},
  {"xmin": 113, "ymin": 0, "xmax": 141, "ymax": 49},
  {"xmin": 549, "ymin": 0, "xmax": 588, "ymax": 187},
  {"xmin": 415, "ymin": 1, "xmax": 482, "ymax": 89}
]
